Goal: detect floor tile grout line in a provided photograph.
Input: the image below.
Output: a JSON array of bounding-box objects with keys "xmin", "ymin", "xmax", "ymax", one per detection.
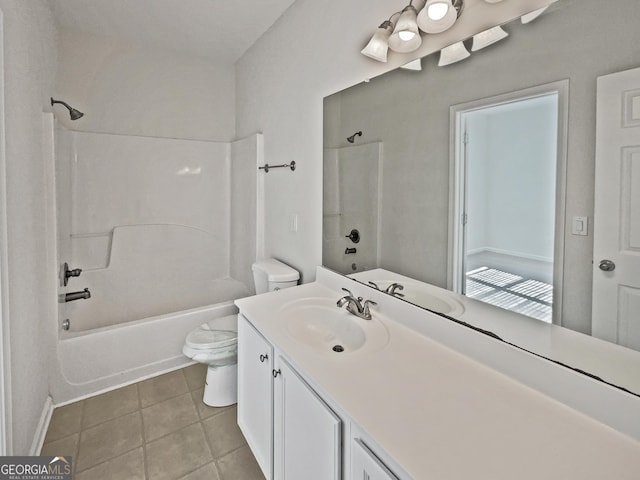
[
  {"xmin": 73, "ymin": 444, "xmax": 145, "ymax": 476},
  {"xmin": 44, "ymin": 366, "xmax": 259, "ymax": 480},
  {"xmin": 74, "ymin": 410, "xmax": 145, "ymax": 474},
  {"xmin": 145, "ymin": 421, "xmax": 214, "ymax": 480},
  {"xmin": 74, "ymin": 399, "xmax": 87, "ymax": 473},
  {"xmin": 144, "ymin": 416, "xmax": 208, "ymax": 448},
  {"xmin": 137, "ymin": 383, "xmax": 151, "ymax": 480},
  {"xmin": 77, "ymin": 407, "xmax": 141, "ymax": 432},
  {"xmin": 174, "ymin": 458, "xmax": 218, "ymax": 480}
]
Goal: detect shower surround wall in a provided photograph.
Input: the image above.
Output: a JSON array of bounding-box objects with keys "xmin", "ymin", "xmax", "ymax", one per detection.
[
  {"xmin": 56, "ymin": 128, "xmax": 257, "ymax": 332},
  {"xmin": 323, "ymin": 143, "xmax": 381, "ymax": 274},
  {"xmin": 52, "ymin": 128, "xmax": 259, "ymax": 401}
]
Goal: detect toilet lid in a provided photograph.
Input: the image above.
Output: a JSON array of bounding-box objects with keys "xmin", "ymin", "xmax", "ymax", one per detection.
[{"xmin": 185, "ymin": 322, "xmax": 238, "ymax": 350}]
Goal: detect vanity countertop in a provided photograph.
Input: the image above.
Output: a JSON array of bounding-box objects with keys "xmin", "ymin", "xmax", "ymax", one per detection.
[{"xmin": 235, "ymin": 270, "xmax": 640, "ymax": 479}]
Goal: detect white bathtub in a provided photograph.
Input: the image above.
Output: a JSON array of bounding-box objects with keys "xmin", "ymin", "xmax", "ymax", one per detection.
[{"xmin": 51, "ymin": 301, "xmax": 243, "ymax": 404}]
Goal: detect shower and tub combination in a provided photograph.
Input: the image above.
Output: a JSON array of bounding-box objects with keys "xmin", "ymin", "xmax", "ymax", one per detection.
[{"xmin": 50, "ymin": 122, "xmax": 263, "ymax": 403}]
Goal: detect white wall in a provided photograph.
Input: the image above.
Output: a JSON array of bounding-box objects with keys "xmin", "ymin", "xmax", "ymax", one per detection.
[
  {"xmin": 55, "ymin": 29, "xmax": 236, "ymax": 141},
  {"xmin": 467, "ymin": 96, "xmax": 558, "ymax": 260},
  {"xmin": 230, "ymin": 134, "xmax": 260, "ymax": 292},
  {"xmin": 0, "ymin": 0, "xmax": 57, "ymax": 454},
  {"xmin": 466, "ymin": 117, "xmax": 490, "ymax": 254},
  {"xmin": 235, "ymin": 0, "xmax": 552, "ymax": 284},
  {"xmin": 269, "ymin": 0, "xmax": 640, "ymax": 334}
]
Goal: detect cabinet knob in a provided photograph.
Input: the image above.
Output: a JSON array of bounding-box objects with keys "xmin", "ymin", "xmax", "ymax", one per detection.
[
  {"xmin": 259, "ymin": 354, "xmax": 269, "ymax": 363},
  {"xmin": 272, "ymin": 368, "xmax": 281, "ymax": 378}
]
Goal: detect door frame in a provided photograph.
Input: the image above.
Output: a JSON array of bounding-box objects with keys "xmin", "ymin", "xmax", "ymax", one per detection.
[
  {"xmin": 447, "ymin": 80, "xmax": 569, "ymax": 325},
  {"xmin": 0, "ymin": 8, "xmax": 11, "ymax": 454}
]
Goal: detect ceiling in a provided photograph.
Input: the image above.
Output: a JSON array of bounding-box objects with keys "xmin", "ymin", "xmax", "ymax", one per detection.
[{"xmin": 50, "ymin": 0, "xmax": 297, "ymax": 64}]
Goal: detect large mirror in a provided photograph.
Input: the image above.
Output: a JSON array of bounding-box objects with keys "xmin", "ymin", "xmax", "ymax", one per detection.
[{"xmin": 323, "ymin": 0, "xmax": 640, "ymax": 393}]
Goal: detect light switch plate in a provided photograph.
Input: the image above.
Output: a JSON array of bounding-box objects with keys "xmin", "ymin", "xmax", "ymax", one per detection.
[{"xmin": 572, "ymin": 216, "xmax": 588, "ymax": 236}]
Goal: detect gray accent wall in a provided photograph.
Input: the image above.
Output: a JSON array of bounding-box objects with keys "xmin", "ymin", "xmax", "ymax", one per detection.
[{"xmin": 321, "ymin": 0, "xmax": 640, "ymax": 335}]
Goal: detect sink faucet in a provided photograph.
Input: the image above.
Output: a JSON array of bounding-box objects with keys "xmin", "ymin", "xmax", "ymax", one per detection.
[
  {"xmin": 368, "ymin": 281, "xmax": 405, "ymax": 298},
  {"xmin": 337, "ymin": 288, "xmax": 377, "ymax": 320},
  {"xmin": 386, "ymin": 283, "xmax": 405, "ymax": 298}
]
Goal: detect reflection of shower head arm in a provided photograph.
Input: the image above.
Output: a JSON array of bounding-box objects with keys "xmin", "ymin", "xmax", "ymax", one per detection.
[
  {"xmin": 51, "ymin": 97, "xmax": 84, "ymax": 120},
  {"xmin": 347, "ymin": 131, "xmax": 363, "ymax": 143}
]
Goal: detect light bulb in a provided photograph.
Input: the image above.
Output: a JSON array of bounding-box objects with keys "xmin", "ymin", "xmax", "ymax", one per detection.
[
  {"xmin": 399, "ymin": 31, "xmax": 416, "ymax": 41},
  {"xmin": 427, "ymin": 2, "xmax": 449, "ymax": 21}
]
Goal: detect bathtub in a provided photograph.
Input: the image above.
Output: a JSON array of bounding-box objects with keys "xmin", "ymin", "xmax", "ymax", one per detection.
[{"xmin": 51, "ymin": 299, "xmax": 245, "ymax": 404}]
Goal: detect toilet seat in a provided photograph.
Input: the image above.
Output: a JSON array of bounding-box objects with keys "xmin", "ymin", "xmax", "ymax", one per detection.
[
  {"xmin": 183, "ymin": 315, "xmax": 238, "ymax": 365},
  {"xmin": 184, "ymin": 326, "xmax": 236, "ymax": 350}
]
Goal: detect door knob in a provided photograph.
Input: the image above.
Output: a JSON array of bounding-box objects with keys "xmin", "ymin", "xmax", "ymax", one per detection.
[{"xmin": 598, "ymin": 259, "xmax": 616, "ymax": 272}]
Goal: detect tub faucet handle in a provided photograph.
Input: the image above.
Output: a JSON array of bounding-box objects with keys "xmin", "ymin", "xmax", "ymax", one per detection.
[{"xmin": 63, "ymin": 262, "xmax": 82, "ymax": 286}]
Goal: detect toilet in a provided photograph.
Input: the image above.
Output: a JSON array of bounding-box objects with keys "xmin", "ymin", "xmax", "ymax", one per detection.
[{"xmin": 182, "ymin": 258, "xmax": 299, "ymax": 406}]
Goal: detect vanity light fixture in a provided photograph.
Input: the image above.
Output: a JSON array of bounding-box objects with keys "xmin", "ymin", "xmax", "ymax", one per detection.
[
  {"xmin": 521, "ymin": 6, "xmax": 548, "ymax": 24},
  {"xmin": 438, "ymin": 41, "xmax": 471, "ymax": 66},
  {"xmin": 400, "ymin": 58, "xmax": 422, "ymax": 71},
  {"xmin": 471, "ymin": 25, "xmax": 509, "ymax": 51},
  {"xmin": 388, "ymin": 2, "xmax": 422, "ymax": 53},
  {"xmin": 417, "ymin": 0, "xmax": 464, "ymax": 34},
  {"xmin": 360, "ymin": 15, "xmax": 398, "ymax": 62}
]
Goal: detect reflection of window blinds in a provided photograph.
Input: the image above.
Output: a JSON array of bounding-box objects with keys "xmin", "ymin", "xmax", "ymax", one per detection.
[{"xmin": 466, "ymin": 267, "xmax": 552, "ymax": 323}]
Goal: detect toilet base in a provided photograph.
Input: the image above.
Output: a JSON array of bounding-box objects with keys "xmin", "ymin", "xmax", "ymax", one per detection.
[{"xmin": 203, "ymin": 363, "xmax": 237, "ymax": 407}]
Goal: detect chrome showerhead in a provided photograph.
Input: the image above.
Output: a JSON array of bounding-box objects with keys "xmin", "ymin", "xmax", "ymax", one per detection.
[
  {"xmin": 347, "ymin": 131, "xmax": 362, "ymax": 143},
  {"xmin": 51, "ymin": 97, "xmax": 84, "ymax": 120}
]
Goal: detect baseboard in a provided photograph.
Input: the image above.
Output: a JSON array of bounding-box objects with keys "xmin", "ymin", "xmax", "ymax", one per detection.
[
  {"xmin": 29, "ymin": 395, "xmax": 53, "ymax": 455},
  {"xmin": 467, "ymin": 247, "xmax": 552, "ymax": 264}
]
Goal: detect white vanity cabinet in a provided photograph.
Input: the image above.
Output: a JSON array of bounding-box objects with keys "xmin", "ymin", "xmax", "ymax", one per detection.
[
  {"xmin": 351, "ymin": 438, "xmax": 399, "ymax": 480},
  {"xmin": 238, "ymin": 314, "xmax": 342, "ymax": 480},
  {"xmin": 237, "ymin": 313, "xmax": 274, "ymax": 477},
  {"xmin": 273, "ymin": 357, "xmax": 342, "ymax": 479}
]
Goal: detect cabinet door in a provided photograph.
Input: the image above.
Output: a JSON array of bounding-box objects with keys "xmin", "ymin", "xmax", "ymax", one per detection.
[
  {"xmin": 237, "ymin": 315, "xmax": 274, "ymax": 479},
  {"xmin": 273, "ymin": 357, "xmax": 341, "ymax": 480},
  {"xmin": 351, "ymin": 438, "xmax": 399, "ymax": 480}
]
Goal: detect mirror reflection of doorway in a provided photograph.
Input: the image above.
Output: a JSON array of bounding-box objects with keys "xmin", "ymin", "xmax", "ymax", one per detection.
[{"xmin": 456, "ymin": 93, "xmax": 560, "ymax": 323}]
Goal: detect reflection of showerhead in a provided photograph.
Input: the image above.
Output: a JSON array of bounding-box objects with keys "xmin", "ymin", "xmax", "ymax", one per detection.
[
  {"xmin": 347, "ymin": 131, "xmax": 362, "ymax": 143},
  {"xmin": 51, "ymin": 98, "xmax": 84, "ymax": 120}
]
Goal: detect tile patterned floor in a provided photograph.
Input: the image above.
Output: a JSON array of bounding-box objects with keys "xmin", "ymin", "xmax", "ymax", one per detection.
[{"xmin": 41, "ymin": 364, "xmax": 265, "ymax": 480}]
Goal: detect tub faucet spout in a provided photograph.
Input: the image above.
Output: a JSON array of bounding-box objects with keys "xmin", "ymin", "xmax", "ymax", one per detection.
[{"xmin": 65, "ymin": 288, "xmax": 91, "ymax": 302}]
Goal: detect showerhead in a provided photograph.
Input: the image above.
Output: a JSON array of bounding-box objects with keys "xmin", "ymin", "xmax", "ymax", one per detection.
[
  {"xmin": 51, "ymin": 97, "xmax": 84, "ymax": 120},
  {"xmin": 347, "ymin": 131, "xmax": 362, "ymax": 143}
]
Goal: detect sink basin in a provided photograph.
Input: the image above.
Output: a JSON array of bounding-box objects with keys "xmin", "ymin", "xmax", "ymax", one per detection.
[
  {"xmin": 371, "ymin": 280, "xmax": 465, "ymax": 316},
  {"xmin": 278, "ymin": 297, "xmax": 389, "ymax": 354}
]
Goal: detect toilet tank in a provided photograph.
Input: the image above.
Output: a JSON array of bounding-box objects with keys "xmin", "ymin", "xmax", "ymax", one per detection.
[{"xmin": 252, "ymin": 258, "xmax": 299, "ymax": 294}]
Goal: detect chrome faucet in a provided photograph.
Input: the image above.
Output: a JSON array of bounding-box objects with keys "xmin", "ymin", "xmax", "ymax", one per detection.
[
  {"xmin": 336, "ymin": 288, "xmax": 377, "ymax": 320},
  {"xmin": 64, "ymin": 288, "xmax": 91, "ymax": 302},
  {"xmin": 386, "ymin": 283, "xmax": 405, "ymax": 298},
  {"xmin": 368, "ymin": 281, "xmax": 405, "ymax": 298}
]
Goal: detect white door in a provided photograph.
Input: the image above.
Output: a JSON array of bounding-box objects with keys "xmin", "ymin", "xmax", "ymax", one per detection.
[
  {"xmin": 450, "ymin": 84, "xmax": 566, "ymax": 324},
  {"xmin": 593, "ymin": 67, "xmax": 640, "ymax": 350},
  {"xmin": 237, "ymin": 315, "xmax": 274, "ymax": 479},
  {"xmin": 273, "ymin": 356, "xmax": 341, "ymax": 480}
]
